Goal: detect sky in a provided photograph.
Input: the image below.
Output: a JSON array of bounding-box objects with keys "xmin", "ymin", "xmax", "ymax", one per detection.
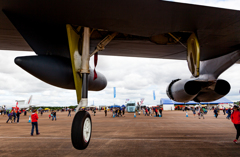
[{"xmin": 1, "ymin": 0, "xmax": 240, "ymax": 107}]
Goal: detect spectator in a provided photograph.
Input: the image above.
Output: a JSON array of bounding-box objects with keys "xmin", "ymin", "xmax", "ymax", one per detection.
[
  {"xmin": 13, "ymin": 110, "xmax": 16, "ymax": 123},
  {"xmin": 226, "ymin": 108, "xmax": 232, "ymax": 119},
  {"xmin": 214, "ymin": 108, "xmax": 218, "ymax": 118},
  {"xmin": 68, "ymin": 109, "xmax": 71, "ymax": 117},
  {"xmin": 192, "ymin": 107, "xmax": 196, "ymax": 117},
  {"xmin": 231, "ymin": 105, "xmax": 240, "ymax": 143},
  {"xmin": 104, "ymin": 109, "xmax": 107, "ymax": 117},
  {"xmin": 223, "ymin": 106, "xmax": 226, "ymax": 115},
  {"xmin": 6, "ymin": 112, "xmax": 12, "ymax": 123},
  {"xmin": 52, "ymin": 110, "xmax": 57, "ymax": 121},
  {"xmin": 31, "ymin": 109, "xmax": 40, "ymax": 136},
  {"xmin": 159, "ymin": 108, "xmax": 162, "ymax": 117},
  {"xmin": 16, "ymin": 110, "xmax": 21, "ymax": 123}
]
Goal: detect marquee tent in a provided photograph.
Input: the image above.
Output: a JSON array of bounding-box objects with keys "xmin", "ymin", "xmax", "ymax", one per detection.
[{"xmin": 160, "ymin": 97, "xmax": 233, "ymax": 107}]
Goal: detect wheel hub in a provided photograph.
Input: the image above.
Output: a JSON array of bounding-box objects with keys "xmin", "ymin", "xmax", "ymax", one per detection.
[{"xmin": 83, "ymin": 117, "xmax": 91, "ymax": 143}]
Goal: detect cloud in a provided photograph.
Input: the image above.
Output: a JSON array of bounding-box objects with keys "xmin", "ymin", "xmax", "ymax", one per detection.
[
  {"xmin": 1, "ymin": 1, "xmax": 240, "ymax": 107},
  {"xmin": 1, "ymin": 49, "xmax": 240, "ymax": 107},
  {"xmin": 167, "ymin": 0, "xmax": 240, "ymax": 10}
]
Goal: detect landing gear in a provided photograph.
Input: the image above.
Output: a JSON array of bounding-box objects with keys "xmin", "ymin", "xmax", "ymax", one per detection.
[
  {"xmin": 71, "ymin": 111, "xmax": 92, "ymax": 150},
  {"xmin": 66, "ymin": 25, "xmax": 116, "ymax": 150},
  {"xmin": 187, "ymin": 33, "xmax": 200, "ymax": 77}
]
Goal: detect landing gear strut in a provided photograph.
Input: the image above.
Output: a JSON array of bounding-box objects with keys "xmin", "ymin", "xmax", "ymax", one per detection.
[
  {"xmin": 66, "ymin": 25, "xmax": 92, "ymax": 149},
  {"xmin": 66, "ymin": 25, "xmax": 117, "ymax": 149}
]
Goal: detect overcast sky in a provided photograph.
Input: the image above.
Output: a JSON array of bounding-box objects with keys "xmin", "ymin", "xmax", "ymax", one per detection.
[{"xmin": 1, "ymin": 0, "xmax": 240, "ymax": 107}]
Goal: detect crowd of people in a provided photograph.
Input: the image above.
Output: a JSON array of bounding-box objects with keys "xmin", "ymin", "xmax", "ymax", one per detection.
[
  {"xmin": 4, "ymin": 109, "xmax": 24, "ymax": 123},
  {"xmin": 140, "ymin": 107, "xmax": 163, "ymax": 117},
  {"xmin": 111, "ymin": 107, "xmax": 125, "ymax": 117},
  {"xmin": 190, "ymin": 105, "xmax": 240, "ymax": 143},
  {"xmin": 1, "ymin": 104, "xmax": 239, "ymax": 144}
]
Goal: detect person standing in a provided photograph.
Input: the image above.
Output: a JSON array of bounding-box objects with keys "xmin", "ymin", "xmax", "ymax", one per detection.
[
  {"xmin": 154, "ymin": 108, "xmax": 158, "ymax": 117},
  {"xmin": 159, "ymin": 108, "xmax": 162, "ymax": 117},
  {"xmin": 199, "ymin": 107, "xmax": 204, "ymax": 119},
  {"xmin": 16, "ymin": 110, "xmax": 21, "ymax": 123},
  {"xmin": 6, "ymin": 112, "xmax": 12, "ymax": 123},
  {"xmin": 31, "ymin": 109, "xmax": 40, "ymax": 136},
  {"xmin": 13, "ymin": 110, "xmax": 16, "ymax": 123},
  {"xmin": 104, "ymin": 109, "xmax": 107, "ymax": 117},
  {"xmin": 52, "ymin": 110, "xmax": 57, "ymax": 121},
  {"xmin": 192, "ymin": 108, "xmax": 196, "ymax": 117},
  {"xmin": 122, "ymin": 108, "xmax": 125, "ymax": 116},
  {"xmin": 223, "ymin": 106, "xmax": 226, "ymax": 115},
  {"xmin": 93, "ymin": 108, "xmax": 96, "ymax": 116},
  {"xmin": 145, "ymin": 108, "xmax": 148, "ymax": 116},
  {"xmin": 226, "ymin": 108, "xmax": 232, "ymax": 119},
  {"xmin": 214, "ymin": 108, "xmax": 218, "ymax": 118},
  {"xmin": 119, "ymin": 108, "xmax": 122, "ymax": 117},
  {"xmin": 149, "ymin": 108, "xmax": 152, "ymax": 117},
  {"xmin": 68, "ymin": 109, "xmax": 71, "ymax": 117},
  {"xmin": 231, "ymin": 105, "xmax": 240, "ymax": 143}
]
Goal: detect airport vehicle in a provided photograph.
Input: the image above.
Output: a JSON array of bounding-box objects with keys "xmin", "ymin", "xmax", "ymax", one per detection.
[
  {"xmin": 126, "ymin": 102, "xmax": 136, "ymax": 112},
  {"xmin": 1, "ymin": 0, "xmax": 240, "ymax": 150}
]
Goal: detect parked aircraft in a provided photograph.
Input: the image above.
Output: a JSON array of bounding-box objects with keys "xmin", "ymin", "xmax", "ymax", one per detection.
[
  {"xmin": 0, "ymin": 0, "xmax": 240, "ymax": 150},
  {"xmin": 4, "ymin": 95, "xmax": 33, "ymax": 110}
]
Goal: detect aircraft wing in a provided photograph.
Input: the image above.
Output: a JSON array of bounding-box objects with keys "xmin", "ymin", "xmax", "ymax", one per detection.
[{"xmin": 0, "ymin": 0, "xmax": 240, "ymax": 61}]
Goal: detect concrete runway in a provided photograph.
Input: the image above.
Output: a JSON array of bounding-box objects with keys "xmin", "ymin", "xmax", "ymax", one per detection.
[{"xmin": 0, "ymin": 110, "xmax": 239, "ymax": 157}]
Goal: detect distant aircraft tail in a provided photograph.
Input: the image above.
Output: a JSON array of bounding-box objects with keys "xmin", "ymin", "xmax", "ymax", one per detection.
[{"xmin": 27, "ymin": 95, "xmax": 32, "ymax": 105}]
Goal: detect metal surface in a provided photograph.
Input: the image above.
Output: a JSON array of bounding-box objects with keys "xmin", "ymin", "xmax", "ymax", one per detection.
[
  {"xmin": 77, "ymin": 27, "xmax": 91, "ymax": 109},
  {"xmin": 66, "ymin": 24, "xmax": 82, "ymax": 104},
  {"xmin": 1, "ymin": 1, "xmax": 240, "ymax": 61},
  {"xmin": 90, "ymin": 32, "xmax": 118, "ymax": 57},
  {"xmin": 187, "ymin": 33, "xmax": 200, "ymax": 77},
  {"xmin": 193, "ymin": 79, "xmax": 231, "ymax": 102},
  {"xmin": 14, "ymin": 55, "xmax": 107, "ymax": 91},
  {"xmin": 168, "ymin": 33, "xmax": 187, "ymax": 49},
  {"xmin": 198, "ymin": 50, "xmax": 240, "ymax": 81},
  {"xmin": 167, "ymin": 50, "xmax": 240, "ymax": 102},
  {"xmin": 83, "ymin": 117, "xmax": 91, "ymax": 143},
  {"xmin": 81, "ymin": 27, "xmax": 90, "ymax": 74},
  {"xmin": 166, "ymin": 79, "xmax": 201, "ymax": 102},
  {"xmin": 82, "ymin": 74, "xmax": 88, "ymax": 98}
]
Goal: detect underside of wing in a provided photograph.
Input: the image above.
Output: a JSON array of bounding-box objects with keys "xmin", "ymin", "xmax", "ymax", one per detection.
[{"xmin": 0, "ymin": 0, "xmax": 240, "ymax": 60}]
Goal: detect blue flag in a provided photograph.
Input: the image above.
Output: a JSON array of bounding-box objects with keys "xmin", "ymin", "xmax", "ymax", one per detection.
[
  {"xmin": 114, "ymin": 87, "xmax": 116, "ymax": 98},
  {"xmin": 153, "ymin": 90, "xmax": 156, "ymax": 100}
]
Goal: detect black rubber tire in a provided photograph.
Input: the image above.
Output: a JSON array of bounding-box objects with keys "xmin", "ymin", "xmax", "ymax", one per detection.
[{"xmin": 71, "ymin": 111, "xmax": 92, "ymax": 150}]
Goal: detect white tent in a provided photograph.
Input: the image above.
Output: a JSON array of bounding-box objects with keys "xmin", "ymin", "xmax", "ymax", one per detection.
[{"xmin": 160, "ymin": 98, "xmax": 175, "ymax": 111}]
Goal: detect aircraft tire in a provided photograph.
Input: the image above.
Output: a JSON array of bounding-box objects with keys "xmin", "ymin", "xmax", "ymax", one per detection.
[{"xmin": 71, "ymin": 111, "xmax": 92, "ymax": 150}]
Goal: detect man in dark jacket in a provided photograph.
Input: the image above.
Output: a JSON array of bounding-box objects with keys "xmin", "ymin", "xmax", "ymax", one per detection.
[
  {"xmin": 13, "ymin": 110, "xmax": 16, "ymax": 123},
  {"xmin": 104, "ymin": 109, "xmax": 107, "ymax": 116},
  {"xmin": 16, "ymin": 110, "xmax": 21, "ymax": 123},
  {"xmin": 159, "ymin": 108, "xmax": 163, "ymax": 117},
  {"xmin": 6, "ymin": 113, "xmax": 12, "ymax": 123},
  {"xmin": 52, "ymin": 111, "xmax": 57, "ymax": 121},
  {"xmin": 214, "ymin": 108, "xmax": 218, "ymax": 118},
  {"xmin": 68, "ymin": 109, "xmax": 71, "ymax": 117},
  {"xmin": 227, "ymin": 108, "xmax": 232, "ymax": 119}
]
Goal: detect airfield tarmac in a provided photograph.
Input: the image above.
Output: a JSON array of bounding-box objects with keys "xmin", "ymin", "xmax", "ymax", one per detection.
[{"xmin": 0, "ymin": 110, "xmax": 239, "ymax": 157}]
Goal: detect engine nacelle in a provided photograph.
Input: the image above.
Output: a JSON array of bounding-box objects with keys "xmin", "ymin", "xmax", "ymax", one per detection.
[
  {"xmin": 166, "ymin": 79, "xmax": 201, "ymax": 102},
  {"xmin": 193, "ymin": 79, "xmax": 230, "ymax": 102},
  {"xmin": 15, "ymin": 55, "xmax": 107, "ymax": 91}
]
